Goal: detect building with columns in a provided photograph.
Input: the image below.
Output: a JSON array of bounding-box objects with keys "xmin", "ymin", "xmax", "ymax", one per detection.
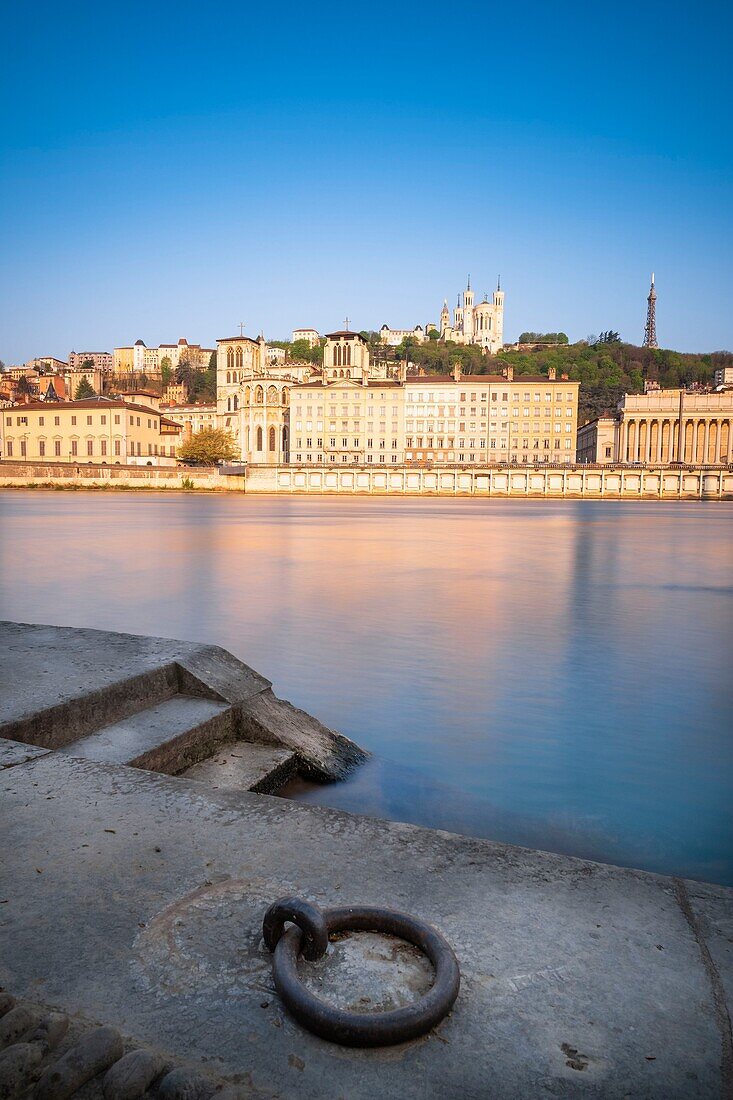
[
  {"xmin": 577, "ymin": 388, "xmax": 733, "ymax": 464},
  {"xmin": 440, "ymin": 278, "xmax": 505, "ymax": 354},
  {"xmin": 616, "ymin": 389, "xmax": 733, "ymax": 464}
]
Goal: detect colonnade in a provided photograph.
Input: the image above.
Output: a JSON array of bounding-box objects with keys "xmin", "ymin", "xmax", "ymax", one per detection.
[{"xmin": 618, "ymin": 417, "xmax": 732, "ymax": 464}]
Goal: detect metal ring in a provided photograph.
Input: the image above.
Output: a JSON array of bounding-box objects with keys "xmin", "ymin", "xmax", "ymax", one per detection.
[
  {"xmin": 262, "ymin": 896, "xmax": 329, "ymax": 962},
  {"xmin": 262, "ymin": 899, "xmax": 460, "ymax": 1046}
]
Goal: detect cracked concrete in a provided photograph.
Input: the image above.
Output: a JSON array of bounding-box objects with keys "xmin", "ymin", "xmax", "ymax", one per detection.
[{"xmin": 1, "ymin": 747, "xmax": 731, "ymax": 1098}]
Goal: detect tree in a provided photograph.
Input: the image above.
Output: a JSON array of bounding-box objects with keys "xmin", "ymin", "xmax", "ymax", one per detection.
[
  {"xmin": 74, "ymin": 377, "xmax": 96, "ymax": 399},
  {"xmin": 81, "ymin": 358, "xmax": 94, "ymax": 370},
  {"xmin": 178, "ymin": 428, "xmax": 238, "ymax": 466},
  {"xmin": 160, "ymin": 356, "xmax": 173, "ymax": 386}
]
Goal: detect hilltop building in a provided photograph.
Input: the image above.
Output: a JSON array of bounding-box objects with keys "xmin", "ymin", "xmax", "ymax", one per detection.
[
  {"xmin": 440, "ymin": 277, "xmax": 505, "ymax": 354},
  {"xmin": 291, "ymin": 328, "xmax": 320, "ymax": 347},
  {"xmin": 113, "ymin": 338, "xmax": 215, "ymax": 375},
  {"xmin": 68, "ymin": 351, "xmax": 114, "ymax": 372}
]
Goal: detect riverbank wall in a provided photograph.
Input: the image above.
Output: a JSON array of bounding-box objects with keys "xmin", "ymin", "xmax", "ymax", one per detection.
[
  {"xmin": 247, "ymin": 463, "xmax": 733, "ymax": 499},
  {"xmin": 1, "ymin": 460, "xmax": 732, "ymax": 498},
  {"xmin": 0, "ymin": 460, "xmax": 245, "ymax": 490}
]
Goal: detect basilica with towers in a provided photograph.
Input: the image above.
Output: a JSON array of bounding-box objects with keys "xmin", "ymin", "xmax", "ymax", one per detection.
[{"xmin": 440, "ymin": 277, "xmax": 505, "ymax": 354}]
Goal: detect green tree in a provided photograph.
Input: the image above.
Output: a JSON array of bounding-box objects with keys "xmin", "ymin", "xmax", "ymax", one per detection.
[
  {"xmin": 81, "ymin": 357, "xmax": 95, "ymax": 370},
  {"xmin": 178, "ymin": 428, "xmax": 238, "ymax": 465},
  {"xmin": 160, "ymin": 356, "xmax": 173, "ymax": 386},
  {"xmin": 74, "ymin": 377, "xmax": 96, "ymax": 399}
]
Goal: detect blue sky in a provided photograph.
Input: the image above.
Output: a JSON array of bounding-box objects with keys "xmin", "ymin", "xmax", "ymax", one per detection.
[{"xmin": 1, "ymin": 0, "xmax": 731, "ymax": 362}]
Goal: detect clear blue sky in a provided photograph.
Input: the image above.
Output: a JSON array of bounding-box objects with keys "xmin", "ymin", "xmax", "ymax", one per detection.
[{"xmin": 1, "ymin": 0, "xmax": 731, "ymax": 363}]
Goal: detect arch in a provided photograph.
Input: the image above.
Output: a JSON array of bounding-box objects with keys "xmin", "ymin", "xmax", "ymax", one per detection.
[
  {"xmin": 233, "ymin": 394, "xmax": 238, "ymax": 411},
  {"xmin": 334, "ymin": 344, "xmax": 341, "ymax": 367},
  {"xmin": 684, "ymin": 421, "xmax": 694, "ymax": 463},
  {"xmin": 256, "ymin": 426, "xmax": 263, "ymax": 451},
  {"xmin": 695, "ymin": 420, "xmax": 705, "ymax": 464},
  {"xmin": 267, "ymin": 385, "xmax": 277, "ymax": 404},
  {"xmin": 281, "ymin": 389, "xmax": 289, "ymax": 406},
  {"xmin": 255, "ymin": 385, "xmax": 264, "ymax": 403},
  {"xmin": 227, "ymin": 396, "xmax": 231, "ymax": 412},
  {"xmin": 268, "ymin": 426, "xmax": 276, "ymax": 451},
  {"xmin": 226, "ymin": 371, "xmax": 231, "ymax": 384},
  {"xmin": 244, "ymin": 385, "xmax": 251, "ymax": 404},
  {"xmin": 235, "ymin": 346, "xmax": 243, "ymax": 370},
  {"xmin": 226, "ymin": 346, "xmax": 234, "ymax": 370},
  {"xmin": 345, "ymin": 343, "xmax": 351, "ymax": 366},
  {"xmin": 282, "ymin": 425, "xmax": 288, "ymax": 453},
  {"xmin": 346, "ymin": 369, "xmax": 351, "ymax": 379}
]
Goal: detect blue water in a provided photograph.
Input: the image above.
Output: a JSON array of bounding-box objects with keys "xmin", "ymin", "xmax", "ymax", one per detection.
[{"xmin": 1, "ymin": 492, "xmax": 731, "ymax": 885}]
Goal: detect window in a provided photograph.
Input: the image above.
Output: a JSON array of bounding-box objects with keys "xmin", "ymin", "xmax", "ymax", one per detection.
[
  {"xmin": 71, "ymin": 416, "xmax": 77, "ymax": 426},
  {"xmin": 605, "ymin": 446, "xmax": 612, "ymax": 457},
  {"xmin": 87, "ymin": 440, "xmax": 94, "ymax": 456},
  {"xmin": 256, "ymin": 426, "xmax": 263, "ymax": 450},
  {"xmin": 101, "ymin": 440, "xmax": 107, "ymax": 456},
  {"xmin": 71, "ymin": 440, "xmax": 78, "ymax": 456},
  {"xmin": 114, "ymin": 415, "xmax": 120, "ymax": 425},
  {"xmin": 87, "ymin": 416, "xmax": 92, "ymax": 426},
  {"xmin": 55, "ymin": 441, "xmax": 61, "ymax": 456},
  {"xmin": 101, "ymin": 415, "xmax": 106, "ymax": 425},
  {"xmin": 269, "ymin": 427, "xmax": 276, "ymax": 451},
  {"xmin": 39, "ymin": 416, "xmax": 44, "ymax": 426},
  {"xmin": 6, "ymin": 442, "xmax": 12, "ymax": 457},
  {"xmin": 39, "ymin": 441, "xmax": 45, "ymax": 457}
]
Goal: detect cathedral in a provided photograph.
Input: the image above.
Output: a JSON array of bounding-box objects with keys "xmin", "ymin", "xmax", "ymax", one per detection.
[{"xmin": 440, "ymin": 277, "xmax": 505, "ymax": 355}]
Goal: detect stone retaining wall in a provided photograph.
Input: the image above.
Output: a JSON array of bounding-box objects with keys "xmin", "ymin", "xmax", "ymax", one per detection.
[
  {"xmin": 0, "ymin": 461, "xmax": 245, "ymax": 491},
  {"xmin": 245, "ymin": 464, "xmax": 733, "ymax": 499}
]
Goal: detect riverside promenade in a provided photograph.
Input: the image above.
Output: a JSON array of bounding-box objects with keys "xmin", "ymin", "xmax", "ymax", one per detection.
[
  {"xmin": 1, "ymin": 623, "xmax": 731, "ymax": 1098},
  {"xmin": 1, "ymin": 460, "xmax": 733, "ymax": 498}
]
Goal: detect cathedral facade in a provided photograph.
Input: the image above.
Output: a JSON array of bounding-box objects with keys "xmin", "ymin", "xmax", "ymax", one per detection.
[{"xmin": 440, "ymin": 278, "xmax": 505, "ymax": 354}]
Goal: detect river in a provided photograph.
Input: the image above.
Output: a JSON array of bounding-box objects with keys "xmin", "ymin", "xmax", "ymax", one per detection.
[{"xmin": 1, "ymin": 491, "xmax": 731, "ymax": 885}]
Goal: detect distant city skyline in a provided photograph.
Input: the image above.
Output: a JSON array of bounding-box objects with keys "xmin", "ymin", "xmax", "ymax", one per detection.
[{"xmin": 1, "ymin": 0, "xmax": 731, "ymax": 363}]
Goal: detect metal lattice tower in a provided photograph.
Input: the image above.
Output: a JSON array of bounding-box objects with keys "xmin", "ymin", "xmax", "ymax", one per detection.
[{"xmin": 643, "ymin": 272, "xmax": 658, "ymax": 348}]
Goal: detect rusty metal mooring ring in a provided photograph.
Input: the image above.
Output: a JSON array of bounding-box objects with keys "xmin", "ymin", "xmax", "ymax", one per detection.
[{"xmin": 262, "ymin": 896, "xmax": 460, "ymax": 1046}]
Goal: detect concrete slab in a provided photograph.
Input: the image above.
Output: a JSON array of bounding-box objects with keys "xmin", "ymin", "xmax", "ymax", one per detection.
[
  {"xmin": 0, "ymin": 737, "xmax": 49, "ymax": 769},
  {"xmin": 0, "ymin": 621, "xmax": 366, "ymax": 779},
  {"xmin": 57, "ymin": 696, "xmax": 232, "ymax": 768},
  {"xmin": 1, "ymin": 750, "xmax": 730, "ymax": 1099},
  {"xmin": 182, "ymin": 742, "xmax": 298, "ymax": 793}
]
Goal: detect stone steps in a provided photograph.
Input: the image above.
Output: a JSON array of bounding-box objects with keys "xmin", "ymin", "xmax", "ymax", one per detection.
[
  {"xmin": 181, "ymin": 741, "xmax": 298, "ymax": 794},
  {"xmin": 57, "ymin": 695, "xmax": 235, "ymax": 774}
]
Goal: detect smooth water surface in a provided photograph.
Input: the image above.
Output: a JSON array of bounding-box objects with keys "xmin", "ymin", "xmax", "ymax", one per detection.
[{"xmin": 1, "ymin": 492, "xmax": 731, "ymax": 885}]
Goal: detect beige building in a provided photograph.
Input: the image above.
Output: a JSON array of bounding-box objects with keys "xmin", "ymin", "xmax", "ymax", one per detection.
[
  {"xmin": 1, "ymin": 398, "xmax": 181, "ymax": 465},
  {"xmin": 714, "ymin": 365, "xmax": 733, "ymax": 389},
  {"xmin": 164, "ymin": 403, "xmax": 218, "ymax": 438},
  {"xmin": 576, "ymin": 388, "xmax": 733, "ymax": 464},
  {"xmin": 379, "ymin": 324, "xmax": 428, "ymax": 346},
  {"xmin": 616, "ymin": 389, "xmax": 733, "ymax": 464},
  {"xmin": 289, "ymin": 360, "xmax": 579, "ymax": 466},
  {"xmin": 576, "ymin": 417, "xmax": 617, "ymax": 464},
  {"xmin": 291, "ymin": 328, "xmax": 320, "ymax": 347},
  {"xmin": 113, "ymin": 338, "xmax": 215, "ymax": 375},
  {"xmin": 216, "ymin": 333, "xmax": 316, "ymax": 464},
  {"xmin": 440, "ymin": 277, "xmax": 505, "ymax": 354}
]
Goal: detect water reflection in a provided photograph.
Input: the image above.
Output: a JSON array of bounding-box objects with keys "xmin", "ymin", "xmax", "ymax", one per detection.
[{"xmin": 0, "ymin": 492, "xmax": 731, "ymax": 885}]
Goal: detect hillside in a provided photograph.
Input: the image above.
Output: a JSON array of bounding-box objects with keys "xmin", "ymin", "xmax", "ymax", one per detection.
[{"xmin": 388, "ymin": 337, "xmax": 732, "ymax": 424}]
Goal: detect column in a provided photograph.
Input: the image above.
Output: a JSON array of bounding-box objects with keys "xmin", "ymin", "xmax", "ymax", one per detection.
[
  {"xmin": 703, "ymin": 420, "xmax": 710, "ymax": 466},
  {"xmin": 714, "ymin": 420, "xmax": 721, "ymax": 464},
  {"xmin": 644, "ymin": 419, "xmax": 652, "ymax": 463},
  {"xmin": 619, "ymin": 421, "xmax": 627, "ymax": 462},
  {"xmin": 654, "ymin": 419, "xmax": 662, "ymax": 464}
]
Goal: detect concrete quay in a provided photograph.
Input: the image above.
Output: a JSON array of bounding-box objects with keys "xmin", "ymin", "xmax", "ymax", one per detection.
[
  {"xmin": 1, "ymin": 460, "xmax": 733, "ymax": 498},
  {"xmin": 1, "ymin": 623, "xmax": 732, "ymax": 1097},
  {"xmin": 246, "ymin": 462, "xmax": 733, "ymax": 499}
]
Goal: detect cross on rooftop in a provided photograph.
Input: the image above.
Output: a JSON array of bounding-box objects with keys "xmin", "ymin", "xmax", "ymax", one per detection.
[
  {"xmin": 238, "ymin": 321, "xmax": 246, "ymax": 336},
  {"xmin": 343, "ymin": 317, "xmax": 350, "ymax": 331}
]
